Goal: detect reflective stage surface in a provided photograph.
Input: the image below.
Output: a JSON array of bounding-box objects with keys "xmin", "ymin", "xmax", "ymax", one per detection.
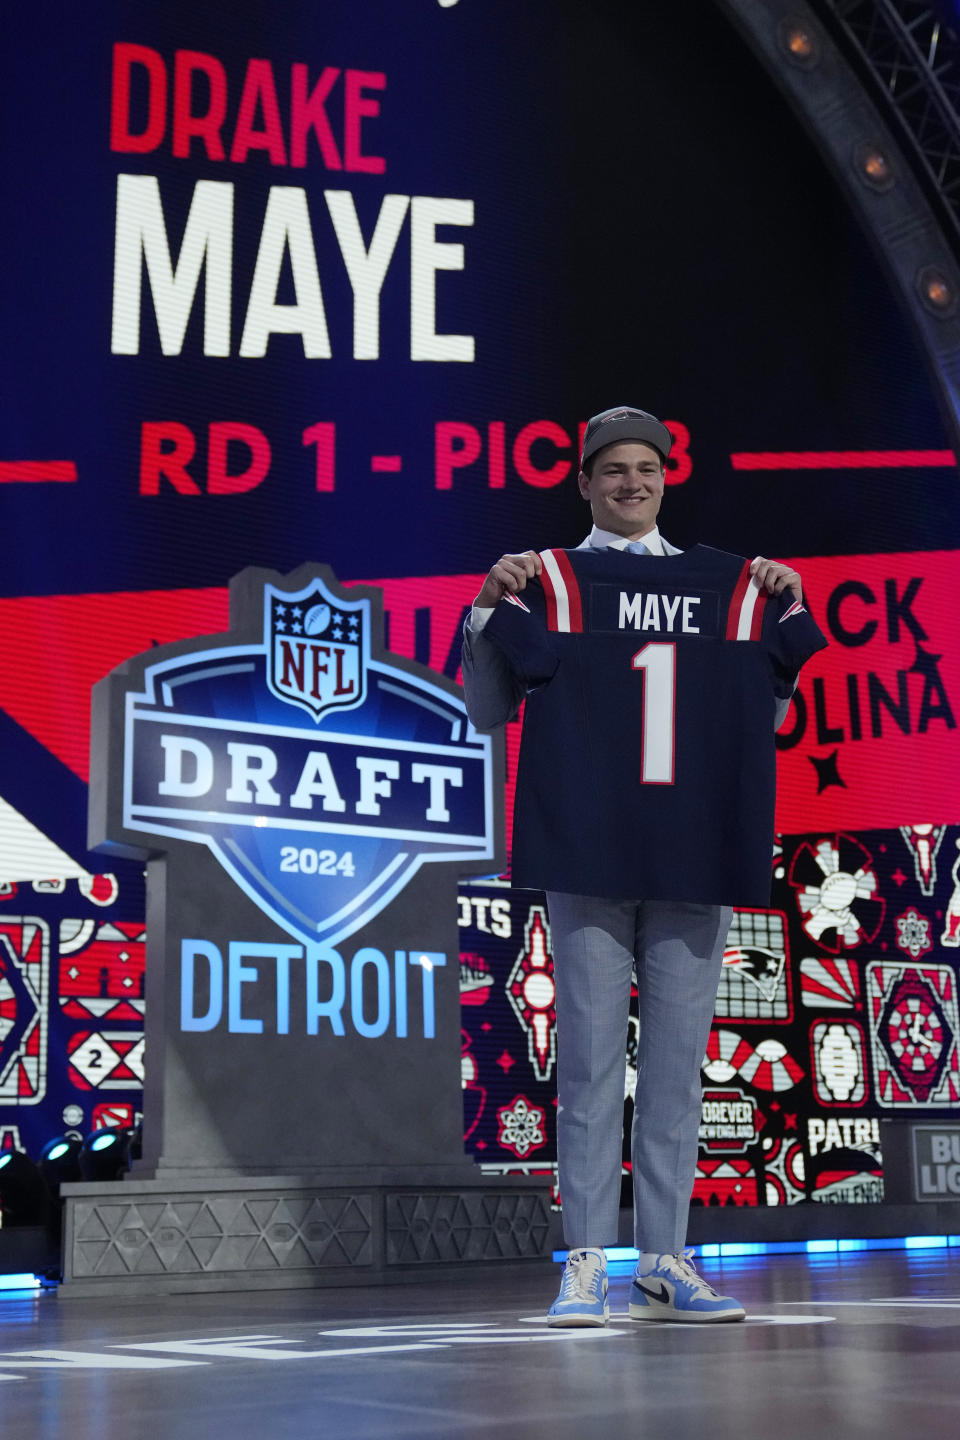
[{"xmin": 1, "ymin": 1250, "xmax": 959, "ymax": 1439}]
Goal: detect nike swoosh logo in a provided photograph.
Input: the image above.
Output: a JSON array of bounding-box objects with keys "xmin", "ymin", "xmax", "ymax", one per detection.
[{"xmin": 636, "ymin": 1281, "xmax": 671, "ymax": 1304}]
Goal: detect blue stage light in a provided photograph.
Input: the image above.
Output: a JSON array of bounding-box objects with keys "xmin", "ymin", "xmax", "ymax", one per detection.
[
  {"xmin": 78, "ymin": 1127, "xmax": 131, "ymax": 1182},
  {"xmin": 552, "ymin": 1234, "xmax": 960, "ymax": 1264},
  {"xmin": 39, "ymin": 1135, "xmax": 82, "ymax": 1195},
  {"xmin": 0, "ymin": 1151, "xmax": 48, "ymax": 1227},
  {"xmin": 0, "ymin": 1273, "xmax": 42, "ymax": 1293}
]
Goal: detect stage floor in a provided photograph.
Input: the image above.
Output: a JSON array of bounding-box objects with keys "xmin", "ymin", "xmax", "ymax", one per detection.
[{"xmin": 1, "ymin": 1249, "xmax": 959, "ymax": 1439}]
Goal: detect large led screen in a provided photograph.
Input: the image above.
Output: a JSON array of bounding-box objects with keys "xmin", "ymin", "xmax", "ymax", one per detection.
[{"xmin": 2, "ymin": 0, "xmax": 959, "ymax": 1212}]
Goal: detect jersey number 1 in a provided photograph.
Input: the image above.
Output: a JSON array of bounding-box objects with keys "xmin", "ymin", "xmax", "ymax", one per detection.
[{"xmin": 631, "ymin": 642, "xmax": 676, "ymax": 784}]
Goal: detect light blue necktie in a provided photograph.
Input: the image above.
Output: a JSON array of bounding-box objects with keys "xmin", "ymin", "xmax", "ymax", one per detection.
[{"xmin": 624, "ymin": 540, "xmax": 649, "ymax": 556}]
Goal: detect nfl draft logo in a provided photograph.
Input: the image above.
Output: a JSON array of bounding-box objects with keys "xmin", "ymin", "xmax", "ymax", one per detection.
[
  {"xmin": 116, "ymin": 565, "xmax": 498, "ymax": 949},
  {"xmin": 266, "ymin": 581, "xmax": 366, "ymax": 722}
]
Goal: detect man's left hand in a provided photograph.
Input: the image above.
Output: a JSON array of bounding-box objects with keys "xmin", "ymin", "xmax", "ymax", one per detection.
[{"xmin": 750, "ymin": 557, "xmax": 803, "ymax": 605}]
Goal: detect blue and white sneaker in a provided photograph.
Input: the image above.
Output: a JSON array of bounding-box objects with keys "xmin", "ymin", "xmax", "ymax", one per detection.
[
  {"xmin": 629, "ymin": 1249, "xmax": 745, "ymax": 1323},
  {"xmin": 547, "ymin": 1247, "xmax": 609, "ymax": 1327}
]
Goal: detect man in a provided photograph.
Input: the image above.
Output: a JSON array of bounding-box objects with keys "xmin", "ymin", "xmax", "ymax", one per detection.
[{"xmin": 461, "ymin": 405, "xmax": 823, "ymax": 1326}]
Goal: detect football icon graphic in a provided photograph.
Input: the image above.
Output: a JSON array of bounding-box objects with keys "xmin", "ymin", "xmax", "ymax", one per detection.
[{"xmin": 304, "ymin": 603, "xmax": 331, "ymax": 635}]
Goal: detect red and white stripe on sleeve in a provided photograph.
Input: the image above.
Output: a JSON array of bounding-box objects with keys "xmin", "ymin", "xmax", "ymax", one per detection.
[
  {"xmin": 540, "ymin": 549, "xmax": 584, "ymax": 632},
  {"xmin": 725, "ymin": 558, "xmax": 768, "ymax": 641}
]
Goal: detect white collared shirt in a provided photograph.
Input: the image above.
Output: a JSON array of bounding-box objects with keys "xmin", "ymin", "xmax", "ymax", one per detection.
[{"xmin": 585, "ymin": 523, "xmax": 665, "ymax": 555}]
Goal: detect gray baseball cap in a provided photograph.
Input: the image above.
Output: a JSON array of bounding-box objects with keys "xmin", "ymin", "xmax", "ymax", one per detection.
[{"xmin": 580, "ymin": 406, "xmax": 673, "ymax": 468}]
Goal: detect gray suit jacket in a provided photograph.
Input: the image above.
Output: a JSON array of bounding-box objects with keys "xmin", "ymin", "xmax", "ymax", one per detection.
[{"xmin": 461, "ymin": 535, "xmax": 682, "ymax": 732}]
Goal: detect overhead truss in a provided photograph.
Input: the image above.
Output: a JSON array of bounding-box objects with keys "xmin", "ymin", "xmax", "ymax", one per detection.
[{"xmin": 817, "ymin": 2, "xmax": 960, "ymax": 250}]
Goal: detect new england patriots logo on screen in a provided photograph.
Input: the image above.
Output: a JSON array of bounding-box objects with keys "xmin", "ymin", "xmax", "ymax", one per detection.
[{"xmin": 119, "ymin": 567, "xmax": 496, "ymax": 948}]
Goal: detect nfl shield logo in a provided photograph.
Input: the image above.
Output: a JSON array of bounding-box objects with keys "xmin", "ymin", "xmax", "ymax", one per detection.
[
  {"xmin": 119, "ymin": 563, "xmax": 500, "ymax": 949},
  {"xmin": 265, "ymin": 578, "xmax": 368, "ymax": 723}
]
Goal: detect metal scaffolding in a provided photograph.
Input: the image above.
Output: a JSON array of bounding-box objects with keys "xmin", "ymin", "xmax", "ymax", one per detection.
[{"xmin": 818, "ymin": 2, "xmax": 960, "ymax": 251}]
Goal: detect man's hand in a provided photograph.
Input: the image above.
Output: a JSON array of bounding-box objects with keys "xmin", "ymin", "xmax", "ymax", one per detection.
[
  {"xmin": 750, "ymin": 556, "xmax": 803, "ymax": 605},
  {"xmin": 474, "ymin": 551, "xmax": 543, "ymax": 608}
]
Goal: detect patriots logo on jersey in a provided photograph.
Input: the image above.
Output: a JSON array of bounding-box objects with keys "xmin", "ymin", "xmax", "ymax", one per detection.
[{"xmin": 779, "ymin": 599, "xmax": 807, "ymax": 623}]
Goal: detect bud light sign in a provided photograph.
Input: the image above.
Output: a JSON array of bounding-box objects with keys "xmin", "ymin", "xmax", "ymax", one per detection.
[{"xmin": 119, "ymin": 566, "xmax": 497, "ymax": 947}]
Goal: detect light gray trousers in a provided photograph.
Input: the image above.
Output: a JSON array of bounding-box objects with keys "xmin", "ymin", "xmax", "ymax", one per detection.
[{"xmin": 545, "ymin": 893, "xmax": 731, "ymax": 1254}]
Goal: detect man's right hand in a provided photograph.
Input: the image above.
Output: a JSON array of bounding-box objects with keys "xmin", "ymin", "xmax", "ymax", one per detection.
[{"xmin": 474, "ymin": 551, "xmax": 542, "ymax": 608}]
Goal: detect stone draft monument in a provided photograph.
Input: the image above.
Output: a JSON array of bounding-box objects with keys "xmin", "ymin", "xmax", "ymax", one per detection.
[{"xmin": 61, "ymin": 563, "xmax": 551, "ymax": 1295}]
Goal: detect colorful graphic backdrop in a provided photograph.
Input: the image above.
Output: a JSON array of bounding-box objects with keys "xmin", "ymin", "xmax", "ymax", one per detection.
[{"xmin": 2, "ymin": 0, "xmax": 958, "ymax": 1205}]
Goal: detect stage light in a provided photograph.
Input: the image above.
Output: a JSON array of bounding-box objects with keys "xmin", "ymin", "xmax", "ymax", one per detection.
[
  {"xmin": 0, "ymin": 1151, "xmax": 49, "ymax": 1227},
  {"xmin": 0, "ymin": 1273, "xmax": 42, "ymax": 1292},
  {"xmin": 39, "ymin": 1135, "xmax": 83, "ymax": 1195},
  {"xmin": 918, "ymin": 265, "xmax": 955, "ymax": 313},
  {"xmin": 863, "ymin": 152, "xmax": 888, "ymax": 182},
  {"xmin": 861, "ymin": 150, "xmax": 891, "ymax": 185},
  {"xmin": 778, "ymin": 19, "xmax": 821, "ymax": 68},
  {"xmin": 853, "ymin": 141, "xmax": 896, "ymax": 194},
  {"xmin": 553, "ymin": 1235, "xmax": 960, "ymax": 1263},
  {"xmin": 78, "ymin": 1127, "xmax": 131, "ymax": 1183}
]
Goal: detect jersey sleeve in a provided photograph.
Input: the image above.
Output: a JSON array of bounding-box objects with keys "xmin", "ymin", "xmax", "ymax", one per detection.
[
  {"xmin": 482, "ymin": 577, "xmax": 561, "ymax": 688},
  {"xmin": 761, "ymin": 589, "xmax": 829, "ymax": 697}
]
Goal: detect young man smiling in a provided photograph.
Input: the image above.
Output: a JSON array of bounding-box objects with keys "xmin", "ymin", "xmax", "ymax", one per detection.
[
  {"xmin": 461, "ymin": 405, "xmax": 820, "ymax": 1326},
  {"xmin": 578, "ymin": 434, "xmax": 666, "ymax": 539}
]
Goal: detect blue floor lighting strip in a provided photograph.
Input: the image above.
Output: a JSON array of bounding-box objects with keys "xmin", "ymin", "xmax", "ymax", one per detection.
[
  {"xmin": 0, "ymin": 1274, "xmax": 42, "ymax": 1293},
  {"xmin": 553, "ymin": 1236, "xmax": 960, "ymax": 1264}
]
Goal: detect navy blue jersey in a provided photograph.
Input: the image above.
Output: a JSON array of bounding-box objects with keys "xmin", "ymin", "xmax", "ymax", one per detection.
[{"xmin": 483, "ymin": 545, "xmax": 828, "ymax": 906}]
